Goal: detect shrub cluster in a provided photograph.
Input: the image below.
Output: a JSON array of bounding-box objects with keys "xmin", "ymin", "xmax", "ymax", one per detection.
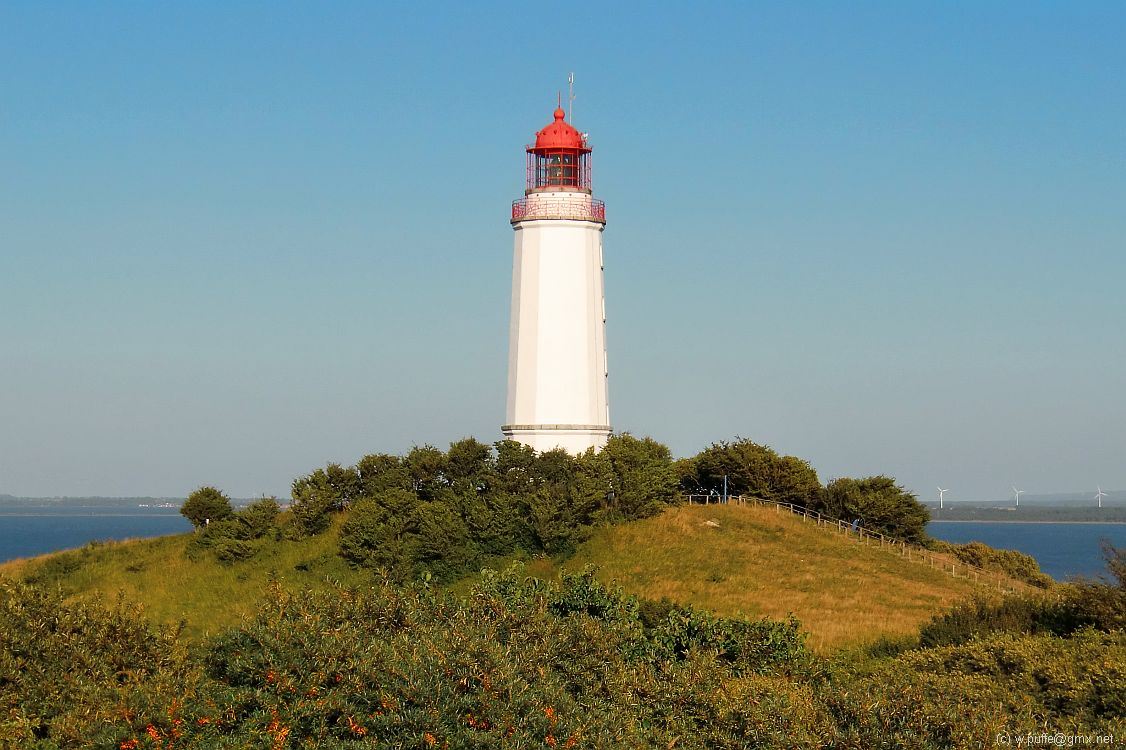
[
  {"xmin": 678, "ymin": 439, "xmax": 821, "ymax": 506},
  {"xmin": 195, "ymin": 434, "xmax": 942, "ymax": 578},
  {"xmin": 928, "ymin": 539, "xmax": 1054, "ymax": 588},
  {"xmin": 291, "ymin": 435, "xmax": 680, "ymax": 582},
  {"xmin": 678, "ymin": 441, "xmax": 933, "ymax": 545},
  {"xmin": 920, "ymin": 543, "xmax": 1126, "ymax": 648},
  {"xmin": 0, "ymin": 579, "xmax": 191, "ymax": 748},
  {"xmin": 179, "ymin": 486, "xmax": 234, "ymax": 529},
  {"xmin": 828, "ymin": 629, "xmax": 1126, "ymax": 745},
  {"xmin": 813, "ymin": 476, "xmax": 929, "ymax": 544},
  {"xmin": 4, "ymin": 558, "xmax": 1123, "ymax": 750},
  {"xmin": 189, "ymin": 497, "xmax": 281, "ymax": 564}
]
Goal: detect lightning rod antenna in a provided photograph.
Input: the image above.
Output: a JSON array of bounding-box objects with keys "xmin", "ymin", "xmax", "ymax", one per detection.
[{"xmin": 568, "ymin": 72, "xmax": 575, "ymax": 122}]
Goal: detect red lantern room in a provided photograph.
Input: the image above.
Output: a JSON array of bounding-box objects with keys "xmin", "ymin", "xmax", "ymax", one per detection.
[{"xmin": 526, "ymin": 106, "xmax": 592, "ymax": 193}]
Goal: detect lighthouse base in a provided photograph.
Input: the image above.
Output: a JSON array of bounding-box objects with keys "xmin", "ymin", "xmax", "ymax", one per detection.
[{"xmin": 501, "ymin": 424, "xmax": 611, "ymax": 455}]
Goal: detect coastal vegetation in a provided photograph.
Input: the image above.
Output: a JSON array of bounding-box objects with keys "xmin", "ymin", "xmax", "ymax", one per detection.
[
  {"xmin": 2, "ymin": 435, "xmax": 1123, "ymax": 746},
  {"xmin": 930, "ymin": 504, "xmax": 1126, "ymax": 523},
  {"xmin": 1, "ymin": 554, "xmax": 1122, "ymax": 748}
]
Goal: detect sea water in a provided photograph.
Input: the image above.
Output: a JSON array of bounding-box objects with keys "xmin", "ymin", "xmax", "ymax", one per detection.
[
  {"xmin": 927, "ymin": 521, "xmax": 1126, "ymax": 581},
  {"xmin": 0, "ymin": 506, "xmax": 192, "ymax": 563}
]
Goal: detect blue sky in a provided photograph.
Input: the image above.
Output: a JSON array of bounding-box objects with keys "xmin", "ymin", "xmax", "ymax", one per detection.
[{"xmin": 2, "ymin": 2, "xmax": 1123, "ymax": 501}]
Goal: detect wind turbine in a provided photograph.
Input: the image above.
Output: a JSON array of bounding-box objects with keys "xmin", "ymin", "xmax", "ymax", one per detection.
[
  {"xmin": 1012, "ymin": 486, "xmax": 1025, "ymax": 507},
  {"xmin": 937, "ymin": 487, "xmax": 949, "ymax": 510},
  {"xmin": 1095, "ymin": 486, "xmax": 1107, "ymax": 509}
]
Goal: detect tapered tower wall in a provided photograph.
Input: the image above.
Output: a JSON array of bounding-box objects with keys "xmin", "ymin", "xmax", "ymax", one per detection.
[{"xmin": 504, "ymin": 206, "xmax": 609, "ymax": 453}]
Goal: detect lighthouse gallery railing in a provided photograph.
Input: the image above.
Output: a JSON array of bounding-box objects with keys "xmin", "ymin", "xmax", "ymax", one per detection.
[{"xmin": 511, "ymin": 197, "xmax": 606, "ymax": 223}]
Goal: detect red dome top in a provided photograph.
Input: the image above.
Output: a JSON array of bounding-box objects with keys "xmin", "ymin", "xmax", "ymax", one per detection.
[{"xmin": 531, "ymin": 106, "xmax": 588, "ymax": 152}]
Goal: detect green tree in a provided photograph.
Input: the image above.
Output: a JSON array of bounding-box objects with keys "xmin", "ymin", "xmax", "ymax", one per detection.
[
  {"xmin": 532, "ymin": 447, "xmax": 578, "ymax": 486},
  {"xmin": 527, "ymin": 483, "xmax": 588, "ymax": 555},
  {"xmin": 188, "ymin": 496, "xmax": 281, "ymax": 564},
  {"xmin": 338, "ymin": 489, "xmax": 421, "ymax": 578},
  {"xmin": 405, "ymin": 445, "xmax": 448, "ymax": 501},
  {"xmin": 180, "ymin": 486, "xmax": 233, "ymax": 529},
  {"xmin": 288, "ymin": 463, "xmax": 362, "ymax": 536},
  {"xmin": 414, "ymin": 500, "xmax": 478, "ymax": 582},
  {"xmin": 289, "ymin": 470, "xmax": 339, "ymax": 536},
  {"xmin": 688, "ymin": 439, "xmax": 821, "ymax": 505},
  {"xmin": 356, "ymin": 453, "xmax": 411, "ymax": 497},
  {"xmin": 495, "ymin": 440, "xmax": 538, "ymax": 494},
  {"xmin": 599, "ymin": 434, "xmax": 680, "ymax": 521},
  {"xmin": 445, "ymin": 437, "xmax": 496, "ymax": 494},
  {"xmin": 815, "ymin": 476, "xmax": 929, "ymax": 543},
  {"xmin": 237, "ymin": 496, "xmax": 280, "ymax": 537},
  {"xmin": 466, "ymin": 490, "xmax": 534, "ymax": 557},
  {"xmin": 322, "ymin": 462, "xmax": 361, "ymax": 507}
]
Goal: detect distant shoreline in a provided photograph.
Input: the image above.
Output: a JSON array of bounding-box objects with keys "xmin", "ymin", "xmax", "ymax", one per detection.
[{"xmin": 929, "ymin": 519, "xmax": 1126, "ymax": 526}]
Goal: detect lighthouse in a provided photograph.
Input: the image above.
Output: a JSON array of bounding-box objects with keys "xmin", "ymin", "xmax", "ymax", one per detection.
[{"xmin": 503, "ymin": 104, "xmax": 611, "ymax": 454}]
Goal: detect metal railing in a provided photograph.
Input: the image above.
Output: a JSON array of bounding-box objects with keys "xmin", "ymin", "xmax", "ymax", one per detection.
[
  {"xmin": 511, "ymin": 197, "xmax": 605, "ymax": 223},
  {"xmin": 683, "ymin": 493, "xmax": 1039, "ymax": 595}
]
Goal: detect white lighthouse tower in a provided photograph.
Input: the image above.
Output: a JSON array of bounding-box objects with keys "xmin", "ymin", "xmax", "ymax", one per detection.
[{"xmin": 503, "ymin": 104, "xmax": 610, "ymax": 454}]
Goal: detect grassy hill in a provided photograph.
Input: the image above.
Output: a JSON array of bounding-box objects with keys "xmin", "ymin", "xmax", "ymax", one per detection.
[
  {"xmin": 0, "ymin": 502, "xmax": 1014, "ymax": 650},
  {"xmin": 540, "ymin": 504, "xmax": 991, "ymax": 651},
  {"xmin": 0, "ymin": 516, "xmax": 366, "ymax": 640}
]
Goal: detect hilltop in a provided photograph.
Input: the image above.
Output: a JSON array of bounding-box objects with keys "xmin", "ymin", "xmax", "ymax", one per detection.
[
  {"xmin": 0, "ymin": 435, "xmax": 1046, "ymax": 649},
  {"xmin": 551, "ymin": 503, "xmax": 990, "ymax": 651},
  {"xmin": 2, "ymin": 500, "xmax": 1012, "ymax": 650}
]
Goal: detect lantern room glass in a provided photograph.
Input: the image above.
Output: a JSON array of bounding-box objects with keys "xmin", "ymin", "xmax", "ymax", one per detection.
[{"xmin": 526, "ymin": 150, "xmax": 591, "ymax": 192}]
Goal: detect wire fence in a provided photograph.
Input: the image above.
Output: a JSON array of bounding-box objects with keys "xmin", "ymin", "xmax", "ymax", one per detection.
[{"xmin": 683, "ymin": 493, "xmax": 1039, "ymax": 595}]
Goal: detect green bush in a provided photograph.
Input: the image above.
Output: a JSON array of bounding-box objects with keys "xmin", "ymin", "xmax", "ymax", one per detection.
[
  {"xmin": 187, "ymin": 497, "xmax": 281, "ymax": 564},
  {"xmin": 289, "ymin": 475, "xmax": 339, "ymax": 536},
  {"xmin": 414, "ymin": 499, "xmax": 477, "ymax": 582},
  {"xmin": 179, "ymin": 566, "xmax": 822, "ymax": 749},
  {"xmin": 238, "ymin": 496, "xmax": 280, "ymax": 536},
  {"xmin": 210, "ymin": 537, "xmax": 258, "ymax": 564},
  {"xmin": 6, "ymin": 564, "xmax": 1122, "ymax": 749},
  {"xmin": 1060, "ymin": 581, "xmax": 1126, "ymax": 632},
  {"xmin": 23, "ymin": 549, "xmax": 84, "ymax": 587},
  {"xmin": 830, "ymin": 630, "xmax": 1126, "ymax": 745},
  {"xmin": 525, "ymin": 482, "xmax": 590, "ymax": 555},
  {"xmin": 919, "ymin": 595, "xmax": 1058, "ymax": 647},
  {"xmin": 814, "ymin": 476, "xmax": 929, "ymax": 543},
  {"xmin": 458, "ymin": 490, "xmax": 533, "ymax": 557},
  {"xmin": 0, "ymin": 579, "xmax": 191, "ymax": 749},
  {"xmin": 180, "ymin": 486, "xmax": 233, "ymax": 529},
  {"xmin": 929, "ymin": 539, "xmax": 1054, "ymax": 588},
  {"xmin": 682, "ymin": 439, "xmax": 821, "ymax": 506},
  {"xmin": 589, "ymin": 434, "xmax": 681, "ymax": 522},
  {"xmin": 329, "ymin": 435, "xmax": 682, "ymax": 579},
  {"xmin": 921, "ymin": 545, "xmax": 1126, "ymax": 648},
  {"xmin": 548, "ymin": 567, "xmax": 640, "ymax": 623},
  {"xmin": 338, "ymin": 489, "xmax": 421, "ymax": 577}
]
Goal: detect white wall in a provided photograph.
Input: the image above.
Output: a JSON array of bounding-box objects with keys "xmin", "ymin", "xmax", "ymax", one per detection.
[{"xmin": 504, "ymin": 200, "xmax": 610, "ymax": 454}]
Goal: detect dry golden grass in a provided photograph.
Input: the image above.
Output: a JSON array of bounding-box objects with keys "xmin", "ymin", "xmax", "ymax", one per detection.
[{"xmin": 555, "ymin": 504, "xmax": 1004, "ymax": 652}]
